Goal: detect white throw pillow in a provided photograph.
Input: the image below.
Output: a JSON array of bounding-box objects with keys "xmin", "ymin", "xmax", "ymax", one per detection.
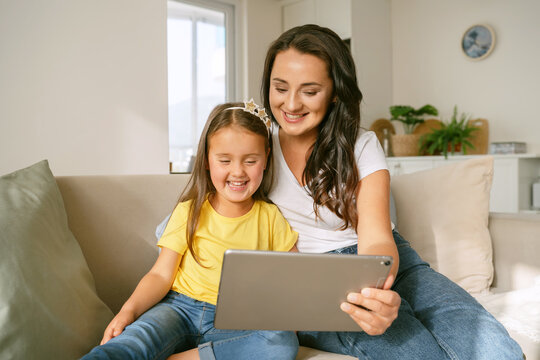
[{"xmin": 390, "ymin": 157, "xmax": 494, "ymax": 294}]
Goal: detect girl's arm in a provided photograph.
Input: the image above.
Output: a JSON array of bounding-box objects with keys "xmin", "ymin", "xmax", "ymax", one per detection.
[
  {"xmin": 340, "ymin": 169, "xmax": 401, "ymax": 335},
  {"xmin": 100, "ymin": 247, "xmax": 181, "ymax": 344}
]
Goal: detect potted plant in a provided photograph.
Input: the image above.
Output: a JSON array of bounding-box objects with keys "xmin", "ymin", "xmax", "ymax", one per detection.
[
  {"xmin": 390, "ymin": 104, "xmax": 439, "ymax": 134},
  {"xmin": 389, "ymin": 104, "xmax": 439, "ymax": 156},
  {"xmin": 419, "ymin": 106, "xmax": 477, "ymax": 159}
]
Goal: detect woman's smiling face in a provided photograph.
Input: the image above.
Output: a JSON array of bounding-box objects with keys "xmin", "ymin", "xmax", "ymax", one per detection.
[{"xmin": 269, "ymin": 48, "xmax": 334, "ymax": 141}]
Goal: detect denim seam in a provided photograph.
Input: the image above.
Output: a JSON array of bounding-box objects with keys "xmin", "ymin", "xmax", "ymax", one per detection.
[
  {"xmin": 152, "ymin": 299, "xmax": 201, "ymax": 360},
  {"xmin": 197, "ymin": 333, "xmax": 257, "ymax": 360},
  {"xmin": 212, "ymin": 333, "xmax": 255, "ymax": 347},
  {"xmin": 199, "ymin": 305, "xmax": 207, "ymax": 333},
  {"xmin": 153, "ymin": 333, "xmax": 192, "ymax": 360},
  {"xmin": 342, "ymin": 334, "xmax": 371, "ymax": 360},
  {"xmin": 430, "ymin": 332, "xmax": 460, "ymax": 360},
  {"xmin": 198, "ymin": 342, "xmax": 216, "ymax": 360}
]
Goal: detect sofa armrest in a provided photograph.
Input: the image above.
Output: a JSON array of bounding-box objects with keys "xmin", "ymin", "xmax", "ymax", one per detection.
[{"xmin": 489, "ymin": 212, "xmax": 540, "ymax": 293}]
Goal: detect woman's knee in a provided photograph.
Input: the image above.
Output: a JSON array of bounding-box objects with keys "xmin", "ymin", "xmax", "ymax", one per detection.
[
  {"xmin": 258, "ymin": 331, "xmax": 299, "ymax": 357},
  {"xmin": 204, "ymin": 330, "xmax": 299, "ymax": 360},
  {"xmin": 259, "ymin": 330, "xmax": 298, "ymax": 345}
]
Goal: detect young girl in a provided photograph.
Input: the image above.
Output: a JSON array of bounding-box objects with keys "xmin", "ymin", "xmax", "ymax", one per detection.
[
  {"xmin": 82, "ymin": 101, "xmax": 299, "ymax": 360},
  {"xmin": 262, "ymin": 24, "xmax": 523, "ymax": 359}
]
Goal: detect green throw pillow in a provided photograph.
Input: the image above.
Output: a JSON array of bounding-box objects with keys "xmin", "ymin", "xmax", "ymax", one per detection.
[{"xmin": 0, "ymin": 160, "xmax": 113, "ymax": 359}]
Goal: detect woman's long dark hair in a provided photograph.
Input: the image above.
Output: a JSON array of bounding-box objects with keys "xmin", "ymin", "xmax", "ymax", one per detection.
[
  {"xmin": 177, "ymin": 102, "xmax": 273, "ymax": 266},
  {"xmin": 262, "ymin": 24, "xmax": 363, "ymax": 231}
]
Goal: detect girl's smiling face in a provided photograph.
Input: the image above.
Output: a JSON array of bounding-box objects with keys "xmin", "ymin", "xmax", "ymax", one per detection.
[
  {"xmin": 207, "ymin": 124, "xmax": 268, "ymax": 217},
  {"xmin": 269, "ymin": 48, "xmax": 334, "ymax": 142}
]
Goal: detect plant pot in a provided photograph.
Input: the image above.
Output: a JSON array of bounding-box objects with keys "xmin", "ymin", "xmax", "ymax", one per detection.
[
  {"xmin": 448, "ymin": 143, "xmax": 462, "ymax": 154},
  {"xmin": 391, "ymin": 134, "xmax": 421, "ymax": 156}
]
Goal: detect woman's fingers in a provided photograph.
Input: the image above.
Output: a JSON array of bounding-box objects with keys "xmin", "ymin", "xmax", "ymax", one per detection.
[
  {"xmin": 382, "ymin": 274, "xmax": 395, "ymax": 290},
  {"xmin": 340, "ymin": 288, "xmax": 401, "ymax": 335},
  {"xmin": 347, "ymin": 294, "xmax": 393, "ymax": 316},
  {"xmin": 340, "ymin": 301, "xmax": 385, "ymax": 335},
  {"xmin": 358, "ymin": 288, "xmax": 401, "ymax": 308}
]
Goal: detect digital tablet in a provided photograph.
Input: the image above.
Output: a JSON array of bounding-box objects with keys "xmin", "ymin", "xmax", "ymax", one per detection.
[{"xmin": 214, "ymin": 249, "xmax": 393, "ymax": 332}]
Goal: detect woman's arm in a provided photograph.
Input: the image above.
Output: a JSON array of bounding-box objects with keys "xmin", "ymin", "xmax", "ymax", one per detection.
[
  {"xmin": 355, "ymin": 169, "xmax": 399, "ymax": 277},
  {"xmin": 100, "ymin": 248, "xmax": 181, "ymax": 344},
  {"xmin": 340, "ymin": 169, "xmax": 401, "ymax": 335}
]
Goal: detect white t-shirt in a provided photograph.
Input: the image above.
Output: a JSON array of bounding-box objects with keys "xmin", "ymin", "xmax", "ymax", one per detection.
[{"xmin": 268, "ymin": 127, "xmax": 389, "ymax": 253}]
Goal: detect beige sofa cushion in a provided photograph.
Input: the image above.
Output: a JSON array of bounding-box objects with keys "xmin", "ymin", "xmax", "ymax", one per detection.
[
  {"xmin": 0, "ymin": 161, "xmax": 113, "ymax": 359},
  {"xmin": 56, "ymin": 173, "xmax": 190, "ymax": 313},
  {"xmin": 390, "ymin": 157, "xmax": 494, "ymax": 294}
]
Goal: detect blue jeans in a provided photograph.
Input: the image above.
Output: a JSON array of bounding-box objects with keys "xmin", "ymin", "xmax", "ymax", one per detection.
[
  {"xmin": 297, "ymin": 230, "xmax": 523, "ymax": 360},
  {"xmin": 81, "ymin": 291, "xmax": 298, "ymax": 360}
]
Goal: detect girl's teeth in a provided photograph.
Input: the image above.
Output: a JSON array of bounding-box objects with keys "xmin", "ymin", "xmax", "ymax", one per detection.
[
  {"xmin": 229, "ymin": 181, "xmax": 245, "ymax": 186},
  {"xmin": 286, "ymin": 113, "xmax": 303, "ymax": 119}
]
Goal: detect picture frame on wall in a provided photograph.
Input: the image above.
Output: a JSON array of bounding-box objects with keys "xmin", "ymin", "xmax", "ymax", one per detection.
[{"xmin": 461, "ymin": 24, "xmax": 496, "ymax": 61}]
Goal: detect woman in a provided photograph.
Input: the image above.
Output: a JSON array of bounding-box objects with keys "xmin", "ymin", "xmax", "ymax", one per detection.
[{"xmin": 262, "ymin": 24, "xmax": 522, "ymax": 359}]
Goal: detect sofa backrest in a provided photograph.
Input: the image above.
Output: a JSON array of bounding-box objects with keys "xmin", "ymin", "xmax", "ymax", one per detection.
[
  {"xmin": 488, "ymin": 213, "xmax": 540, "ymax": 292},
  {"xmin": 56, "ymin": 174, "xmax": 190, "ymax": 313},
  {"xmin": 55, "ymin": 173, "xmax": 540, "ymax": 313}
]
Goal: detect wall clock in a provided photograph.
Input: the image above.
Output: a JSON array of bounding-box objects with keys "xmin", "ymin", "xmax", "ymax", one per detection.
[{"xmin": 461, "ymin": 24, "xmax": 496, "ymax": 60}]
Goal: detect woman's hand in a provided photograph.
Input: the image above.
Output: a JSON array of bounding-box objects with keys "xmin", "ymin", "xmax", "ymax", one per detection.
[
  {"xmin": 340, "ymin": 274, "xmax": 400, "ymax": 335},
  {"xmin": 100, "ymin": 309, "xmax": 136, "ymax": 345}
]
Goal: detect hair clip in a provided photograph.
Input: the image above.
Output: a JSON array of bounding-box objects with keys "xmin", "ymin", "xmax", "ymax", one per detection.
[{"xmin": 226, "ymin": 99, "xmax": 272, "ymax": 135}]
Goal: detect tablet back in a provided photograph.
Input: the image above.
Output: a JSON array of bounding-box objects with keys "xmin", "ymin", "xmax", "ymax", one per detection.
[{"xmin": 214, "ymin": 250, "xmax": 392, "ymax": 332}]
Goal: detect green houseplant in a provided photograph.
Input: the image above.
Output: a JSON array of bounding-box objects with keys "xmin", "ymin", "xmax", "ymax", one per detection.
[
  {"xmin": 389, "ymin": 104, "xmax": 439, "ymax": 134},
  {"xmin": 419, "ymin": 106, "xmax": 477, "ymax": 159},
  {"xmin": 389, "ymin": 104, "xmax": 438, "ymax": 156}
]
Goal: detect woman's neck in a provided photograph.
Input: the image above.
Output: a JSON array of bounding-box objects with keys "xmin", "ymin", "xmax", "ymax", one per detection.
[
  {"xmin": 278, "ymin": 127, "xmax": 317, "ymax": 157},
  {"xmin": 278, "ymin": 128, "xmax": 318, "ymax": 186}
]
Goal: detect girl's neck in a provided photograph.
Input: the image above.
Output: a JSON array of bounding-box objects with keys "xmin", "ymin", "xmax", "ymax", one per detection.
[{"xmin": 208, "ymin": 194, "xmax": 255, "ymax": 218}]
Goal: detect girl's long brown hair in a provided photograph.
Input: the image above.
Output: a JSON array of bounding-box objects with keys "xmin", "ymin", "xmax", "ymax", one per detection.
[
  {"xmin": 261, "ymin": 24, "xmax": 363, "ymax": 231},
  {"xmin": 175, "ymin": 102, "xmax": 273, "ymax": 266}
]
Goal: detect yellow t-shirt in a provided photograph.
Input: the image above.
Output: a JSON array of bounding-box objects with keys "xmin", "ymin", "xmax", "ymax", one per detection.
[{"xmin": 157, "ymin": 199, "xmax": 298, "ymax": 305}]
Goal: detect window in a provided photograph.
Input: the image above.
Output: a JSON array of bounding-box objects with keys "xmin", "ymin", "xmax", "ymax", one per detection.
[{"xmin": 167, "ymin": 0, "xmax": 234, "ymax": 172}]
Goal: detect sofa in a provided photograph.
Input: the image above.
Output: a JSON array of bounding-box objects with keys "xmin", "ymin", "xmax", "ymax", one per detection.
[{"xmin": 1, "ymin": 158, "xmax": 538, "ymax": 359}]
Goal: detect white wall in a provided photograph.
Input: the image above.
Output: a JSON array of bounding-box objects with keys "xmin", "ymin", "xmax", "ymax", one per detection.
[
  {"xmin": 351, "ymin": 0, "xmax": 393, "ymax": 129},
  {"xmin": 295, "ymin": 0, "xmax": 540, "ymax": 155},
  {"xmin": 279, "ymin": 0, "xmax": 392, "ymax": 128},
  {"xmin": 244, "ymin": 0, "xmax": 283, "ymax": 103},
  {"xmin": 391, "ymin": 0, "xmax": 540, "ymax": 153},
  {"xmin": 0, "ymin": 0, "xmax": 282, "ymax": 176},
  {"xmin": 3, "ymin": 0, "xmax": 538, "ymax": 177},
  {"xmin": 0, "ymin": 0, "xmax": 169, "ymax": 176}
]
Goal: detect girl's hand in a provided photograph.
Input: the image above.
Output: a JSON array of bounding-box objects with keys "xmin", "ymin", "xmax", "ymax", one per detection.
[
  {"xmin": 100, "ymin": 310, "xmax": 137, "ymax": 345},
  {"xmin": 339, "ymin": 274, "xmax": 400, "ymax": 335},
  {"xmin": 98, "ymin": 248, "xmax": 182, "ymax": 345}
]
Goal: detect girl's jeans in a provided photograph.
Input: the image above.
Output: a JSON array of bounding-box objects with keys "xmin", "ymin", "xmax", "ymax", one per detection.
[
  {"xmin": 81, "ymin": 292, "xmax": 298, "ymax": 360},
  {"xmin": 297, "ymin": 230, "xmax": 523, "ymax": 360}
]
